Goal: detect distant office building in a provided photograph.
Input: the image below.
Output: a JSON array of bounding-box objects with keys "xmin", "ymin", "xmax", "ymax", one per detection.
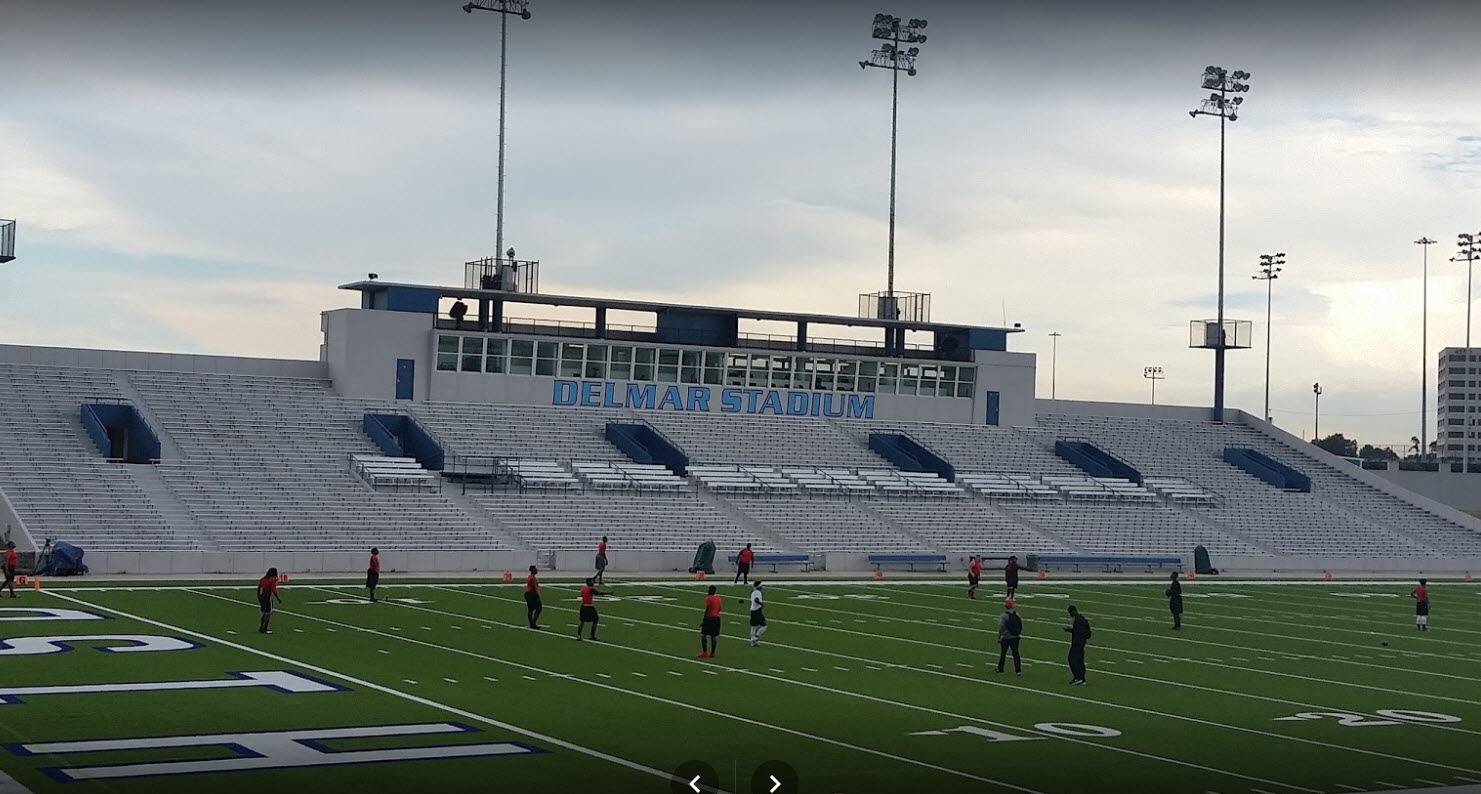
[{"xmin": 1437, "ymin": 347, "xmax": 1481, "ymax": 468}]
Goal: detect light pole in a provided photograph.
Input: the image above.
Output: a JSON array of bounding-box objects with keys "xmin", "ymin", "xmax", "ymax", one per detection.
[
  {"xmin": 1049, "ymin": 331, "xmax": 1061, "ymax": 400},
  {"xmin": 1312, "ymin": 382, "xmax": 1323, "ymax": 443},
  {"xmin": 1253, "ymin": 252, "xmax": 1285, "ymax": 423},
  {"xmin": 1190, "ymin": 65, "xmax": 1251, "ymax": 423},
  {"xmin": 859, "ymin": 13, "xmax": 927, "ymax": 302},
  {"xmin": 1144, "ymin": 367, "xmax": 1165, "ymax": 405},
  {"xmin": 1416, "ymin": 237, "xmax": 1436, "ymax": 466},
  {"xmin": 1456, "ymin": 232, "xmax": 1481, "ymax": 472},
  {"xmin": 462, "ymin": 0, "xmax": 532, "ymax": 267}
]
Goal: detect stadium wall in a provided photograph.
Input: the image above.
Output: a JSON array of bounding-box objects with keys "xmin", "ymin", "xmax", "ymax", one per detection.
[
  {"xmin": 1370, "ymin": 467, "xmax": 1481, "ymax": 513},
  {"xmin": 0, "ymin": 343, "xmax": 325, "ymax": 378},
  {"xmin": 83, "ymin": 549, "xmax": 540, "ymax": 576}
]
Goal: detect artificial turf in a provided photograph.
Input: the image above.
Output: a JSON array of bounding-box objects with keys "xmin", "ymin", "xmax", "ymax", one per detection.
[{"xmin": 1, "ymin": 577, "xmax": 1478, "ymax": 794}]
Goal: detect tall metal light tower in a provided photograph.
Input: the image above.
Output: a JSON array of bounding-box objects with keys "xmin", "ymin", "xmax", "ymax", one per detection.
[
  {"xmin": 462, "ymin": 0, "xmax": 532, "ymax": 269},
  {"xmin": 1455, "ymin": 232, "xmax": 1481, "ymax": 472},
  {"xmin": 1049, "ymin": 331, "xmax": 1062, "ymax": 400},
  {"xmin": 859, "ymin": 13, "xmax": 927, "ymax": 302},
  {"xmin": 1415, "ymin": 236, "xmax": 1436, "ymax": 465},
  {"xmin": 1189, "ymin": 65, "xmax": 1252, "ymax": 423},
  {"xmin": 1253, "ymin": 252, "xmax": 1285, "ymax": 422},
  {"xmin": 1312, "ymin": 382, "xmax": 1323, "ymax": 443},
  {"xmin": 1144, "ymin": 366, "xmax": 1166, "ymax": 405}
]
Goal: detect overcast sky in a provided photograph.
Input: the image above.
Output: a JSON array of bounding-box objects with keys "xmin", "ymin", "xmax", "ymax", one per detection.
[{"xmin": 3, "ymin": 0, "xmax": 1481, "ymax": 448}]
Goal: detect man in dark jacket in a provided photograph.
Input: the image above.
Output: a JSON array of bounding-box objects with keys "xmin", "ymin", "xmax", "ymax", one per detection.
[
  {"xmin": 1063, "ymin": 605, "xmax": 1091, "ymax": 685},
  {"xmin": 995, "ymin": 600, "xmax": 1023, "ymax": 675},
  {"xmin": 1166, "ymin": 571, "xmax": 1184, "ymax": 630}
]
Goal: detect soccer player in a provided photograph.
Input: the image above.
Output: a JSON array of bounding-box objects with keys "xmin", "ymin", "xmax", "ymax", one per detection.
[
  {"xmin": 967, "ymin": 555, "xmax": 983, "ymax": 600},
  {"xmin": 594, "ymin": 536, "xmax": 609, "ymax": 585},
  {"xmin": 3, "ymin": 541, "xmax": 17, "ymax": 599},
  {"xmin": 1063, "ymin": 605, "xmax": 1091, "ymax": 685},
  {"xmin": 257, "ymin": 568, "xmax": 282, "ymax": 634},
  {"xmin": 1412, "ymin": 578, "xmax": 1430, "ymax": 632},
  {"xmin": 734, "ymin": 543, "xmax": 755, "ymax": 585},
  {"xmin": 575, "ymin": 577, "xmax": 611, "ymax": 641},
  {"xmin": 698, "ymin": 585, "xmax": 722, "ymax": 657},
  {"xmin": 741, "ymin": 580, "xmax": 768, "ymax": 646},
  {"xmin": 366, "ymin": 547, "xmax": 381, "ymax": 602},
  {"xmin": 1166, "ymin": 571, "xmax": 1183, "ymax": 630},
  {"xmin": 1004, "ymin": 555, "xmax": 1020, "ymax": 600},
  {"xmin": 996, "ymin": 600, "xmax": 1023, "ymax": 675},
  {"xmin": 524, "ymin": 565, "xmax": 544, "ymax": 629}
]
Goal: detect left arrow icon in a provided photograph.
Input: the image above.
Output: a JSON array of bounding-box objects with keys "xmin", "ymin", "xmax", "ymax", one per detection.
[
  {"xmin": 671, "ymin": 761, "xmax": 719, "ymax": 794},
  {"xmin": 689, "ymin": 775, "xmax": 702, "ymax": 793}
]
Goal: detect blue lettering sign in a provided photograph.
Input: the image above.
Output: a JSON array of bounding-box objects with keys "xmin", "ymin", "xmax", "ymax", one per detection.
[{"xmin": 550, "ymin": 380, "xmax": 876, "ymax": 419}]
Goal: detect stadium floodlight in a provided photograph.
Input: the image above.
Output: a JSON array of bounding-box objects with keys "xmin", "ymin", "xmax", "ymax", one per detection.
[
  {"xmin": 858, "ymin": 13, "xmax": 928, "ymax": 302},
  {"xmin": 1049, "ymin": 331, "xmax": 1062, "ymax": 400},
  {"xmin": 1253, "ymin": 252, "xmax": 1286, "ymax": 423},
  {"xmin": 1189, "ymin": 64, "xmax": 1253, "ymax": 423},
  {"xmin": 461, "ymin": 0, "xmax": 533, "ymax": 271},
  {"xmin": 1416, "ymin": 237, "xmax": 1437, "ymax": 466},
  {"xmin": 1452, "ymin": 232, "xmax": 1481, "ymax": 472},
  {"xmin": 1143, "ymin": 366, "xmax": 1166, "ymax": 405},
  {"xmin": 1313, "ymin": 382, "xmax": 1323, "ymax": 442}
]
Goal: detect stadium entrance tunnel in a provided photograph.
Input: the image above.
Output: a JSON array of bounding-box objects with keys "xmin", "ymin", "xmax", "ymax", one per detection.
[
  {"xmin": 1224, "ymin": 447, "xmax": 1311, "ymax": 492},
  {"xmin": 1055, "ymin": 439, "xmax": 1141, "ymax": 483},
  {"xmin": 363, "ymin": 413, "xmax": 445, "ymax": 470},
  {"xmin": 868, "ymin": 432, "xmax": 955, "ymax": 481},
  {"xmin": 80, "ymin": 402, "xmax": 161, "ymax": 463},
  {"xmin": 604, "ymin": 422, "xmax": 688, "ymax": 475}
]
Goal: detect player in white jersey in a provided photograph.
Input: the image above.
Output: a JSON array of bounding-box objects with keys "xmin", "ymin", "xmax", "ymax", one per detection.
[{"xmin": 741, "ymin": 581, "xmax": 768, "ymax": 646}]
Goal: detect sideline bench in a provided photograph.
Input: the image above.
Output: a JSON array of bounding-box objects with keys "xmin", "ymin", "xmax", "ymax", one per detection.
[
  {"xmin": 1036, "ymin": 555, "xmax": 1182, "ymax": 573},
  {"xmin": 868, "ymin": 553, "xmax": 948, "ymax": 573},
  {"xmin": 728, "ymin": 553, "xmax": 814, "ymax": 573}
]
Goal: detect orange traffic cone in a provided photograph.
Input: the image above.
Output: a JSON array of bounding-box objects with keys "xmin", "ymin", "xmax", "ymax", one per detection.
[
  {"xmin": 1323, "ymin": 570, "xmax": 1333, "ymax": 581},
  {"xmin": 501, "ymin": 571, "xmax": 513, "ymax": 583},
  {"xmin": 1465, "ymin": 572, "xmax": 1474, "ymax": 583},
  {"xmin": 1187, "ymin": 571, "xmax": 1196, "ymax": 580},
  {"xmin": 1036, "ymin": 570, "xmax": 1047, "ymax": 580},
  {"xmin": 694, "ymin": 570, "xmax": 706, "ymax": 581},
  {"xmin": 32, "ymin": 576, "xmax": 40, "ymax": 592},
  {"xmin": 873, "ymin": 569, "xmax": 884, "ymax": 580}
]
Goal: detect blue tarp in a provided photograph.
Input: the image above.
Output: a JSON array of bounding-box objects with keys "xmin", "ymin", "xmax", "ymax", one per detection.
[{"xmin": 42, "ymin": 542, "xmax": 88, "ymax": 576}]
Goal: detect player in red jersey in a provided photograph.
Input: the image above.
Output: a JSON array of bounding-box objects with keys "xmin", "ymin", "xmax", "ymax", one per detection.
[
  {"xmin": 967, "ymin": 556, "xmax": 983, "ymax": 600},
  {"xmin": 698, "ymin": 585, "xmax": 722, "ymax": 658},
  {"xmin": 524, "ymin": 565, "xmax": 544, "ymax": 629},
  {"xmin": 1412, "ymin": 579, "xmax": 1430, "ymax": 631},
  {"xmin": 594, "ymin": 536, "xmax": 609, "ymax": 585},
  {"xmin": 575, "ymin": 577, "xmax": 611, "ymax": 641},
  {"xmin": 366, "ymin": 547, "xmax": 381, "ymax": 602},
  {"xmin": 734, "ymin": 543, "xmax": 755, "ymax": 584},
  {"xmin": 257, "ymin": 568, "xmax": 282, "ymax": 634},
  {"xmin": 3, "ymin": 541, "xmax": 18, "ymax": 598}
]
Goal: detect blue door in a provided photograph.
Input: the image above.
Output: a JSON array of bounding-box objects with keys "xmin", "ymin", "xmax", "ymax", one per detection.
[
  {"xmin": 395, "ymin": 359, "xmax": 415, "ymax": 400},
  {"xmin": 985, "ymin": 390, "xmax": 1000, "ymax": 426}
]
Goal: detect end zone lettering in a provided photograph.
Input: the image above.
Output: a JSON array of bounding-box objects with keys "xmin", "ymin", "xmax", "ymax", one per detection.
[{"xmin": 552, "ymin": 379, "xmax": 875, "ymax": 419}]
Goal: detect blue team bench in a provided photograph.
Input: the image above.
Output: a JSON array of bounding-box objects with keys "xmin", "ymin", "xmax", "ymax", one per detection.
[
  {"xmin": 869, "ymin": 553, "xmax": 948, "ymax": 572},
  {"xmin": 729, "ymin": 553, "xmax": 814, "ymax": 572},
  {"xmin": 1037, "ymin": 555, "xmax": 1182, "ymax": 573}
]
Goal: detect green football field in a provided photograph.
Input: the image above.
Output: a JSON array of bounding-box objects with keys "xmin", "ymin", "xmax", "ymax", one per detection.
[{"xmin": 1, "ymin": 576, "xmax": 1479, "ymax": 794}]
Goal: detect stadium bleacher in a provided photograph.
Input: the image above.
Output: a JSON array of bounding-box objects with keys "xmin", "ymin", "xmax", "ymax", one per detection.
[{"xmin": 3, "ymin": 358, "xmax": 1480, "ymax": 568}]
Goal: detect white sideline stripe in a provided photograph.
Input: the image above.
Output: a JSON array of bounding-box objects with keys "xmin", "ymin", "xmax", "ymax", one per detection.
[
  {"xmin": 0, "ymin": 769, "xmax": 35, "ymax": 794},
  {"xmin": 42, "ymin": 580, "xmax": 1481, "ymax": 593},
  {"xmin": 602, "ymin": 584, "xmax": 1481, "ymax": 774},
  {"xmin": 427, "ymin": 587, "xmax": 1320, "ymax": 792},
  {"xmin": 203, "ymin": 588, "xmax": 1045, "ymax": 794},
  {"xmin": 41, "ymin": 591, "xmax": 704, "ymax": 794}
]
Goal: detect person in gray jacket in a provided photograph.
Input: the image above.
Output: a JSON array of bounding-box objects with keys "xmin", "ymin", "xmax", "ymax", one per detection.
[{"xmin": 996, "ymin": 599, "xmax": 1023, "ymax": 675}]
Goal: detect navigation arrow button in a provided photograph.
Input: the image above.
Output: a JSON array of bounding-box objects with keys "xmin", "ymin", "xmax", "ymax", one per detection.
[{"xmin": 750, "ymin": 760, "xmax": 798, "ymax": 794}]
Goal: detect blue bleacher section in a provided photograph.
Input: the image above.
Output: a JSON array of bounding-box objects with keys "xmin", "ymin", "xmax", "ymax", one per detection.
[
  {"xmin": 605, "ymin": 421, "xmax": 689, "ymax": 475},
  {"xmin": 728, "ymin": 553, "xmax": 814, "ymax": 572},
  {"xmin": 1055, "ymin": 440, "xmax": 1141, "ymax": 484},
  {"xmin": 868, "ymin": 432, "xmax": 956, "ymax": 482},
  {"xmin": 1224, "ymin": 447, "xmax": 1311, "ymax": 493},
  {"xmin": 363, "ymin": 413, "xmax": 445, "ymax": 470},
  {"xmin": 868, "ymin": 553, "xmax": 949, "ymax": 572}
]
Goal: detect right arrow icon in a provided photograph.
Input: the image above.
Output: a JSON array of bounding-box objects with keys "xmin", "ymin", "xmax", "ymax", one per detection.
[{"xmin": 769, "ymin": 774, "xmax": 781, "ymax": 793}]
